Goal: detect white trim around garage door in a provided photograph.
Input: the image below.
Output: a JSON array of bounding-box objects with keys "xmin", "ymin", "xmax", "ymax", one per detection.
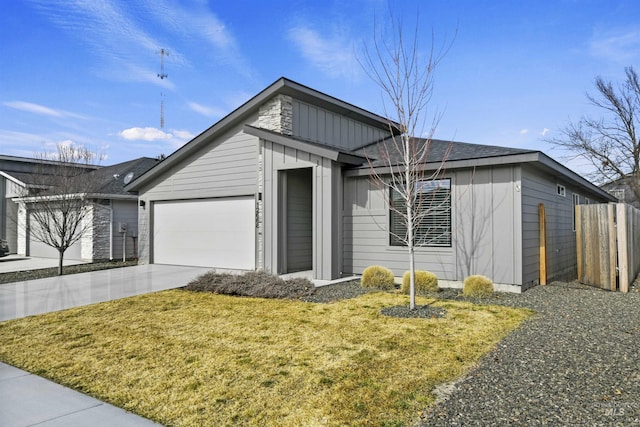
[{"xmin": 152, "ymin": 196, "xmax": 256, "ymax": 270}]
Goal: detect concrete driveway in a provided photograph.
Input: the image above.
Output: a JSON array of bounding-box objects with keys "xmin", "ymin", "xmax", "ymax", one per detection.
[
  {"xmin": 0, "ymin": 254, "xmax": 89, "ymax": 274},
  {"xmin": 0, "ymin": 264, "xmax": 211, "ymax": 322}
]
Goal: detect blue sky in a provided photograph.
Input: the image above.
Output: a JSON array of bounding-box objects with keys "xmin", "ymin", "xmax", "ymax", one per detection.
[{"xmin": 1, "ymin": 0, "xmax": 639, "ymax": 175}]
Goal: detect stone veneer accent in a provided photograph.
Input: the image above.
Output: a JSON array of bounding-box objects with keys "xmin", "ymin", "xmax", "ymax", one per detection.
[
  {"xmin": 90, "ymin": 202, "xmax": 112, "ymax": 261},
  {"xmin": 257, "ymin": 95, "xmax": 293, "ymax": 135}
]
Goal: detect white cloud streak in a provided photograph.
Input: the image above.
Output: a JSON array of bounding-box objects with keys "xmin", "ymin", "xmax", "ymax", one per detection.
[
  {"xmin": 4, "ymin": 101, "xmax": 85, "ymax": 119},
  {"xmin": 590, "ymin": 28, "xmax": 640, "ymax": 63},
  {"xmin": 288, "ymin": 26, "xmax": 359, "ymax": 79},
  {"xmin": 26, "ymin": 0, "xmax": 250, "ymax": 84},
  {"xmin": 188, "ymin": 102, "xmax": 225, "ymax": 117}
]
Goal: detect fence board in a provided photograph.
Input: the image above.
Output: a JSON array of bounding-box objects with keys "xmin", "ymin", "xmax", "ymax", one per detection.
[{"xmin": 577, "ymin": 203, "xmax": 640, "ymax": 292}]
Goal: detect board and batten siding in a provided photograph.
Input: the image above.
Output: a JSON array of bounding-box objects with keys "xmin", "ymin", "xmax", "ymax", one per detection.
[
  {"xmin": 343, "ymin": 165, "xmax": 523, "ymax": 286},
  {"xmin": 136, "ymin": 121, "xmax": 260, "ymax": 263},
  {"xmin": 292, "ymin": 100, "xmax": 389, "ymax": 151},
  {"xmin": 262, "ymin": 139, "xmax": 342, "ymax": 280}
]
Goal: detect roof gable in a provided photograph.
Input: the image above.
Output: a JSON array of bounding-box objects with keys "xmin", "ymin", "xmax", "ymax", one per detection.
[{"xmin": 126, "ymin": 77, "xmax": 392, "ymax": 191}]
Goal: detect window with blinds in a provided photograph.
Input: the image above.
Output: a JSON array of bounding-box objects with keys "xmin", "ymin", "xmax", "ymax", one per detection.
[{"xmin": 390, "ymin": 179, "xmax": 451, "ymax": 247}]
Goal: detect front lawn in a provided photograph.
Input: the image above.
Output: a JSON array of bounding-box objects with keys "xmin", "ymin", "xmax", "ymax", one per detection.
[{"xmin": 0, "ymin": 290, "xmax": 531, "ymax": 426}]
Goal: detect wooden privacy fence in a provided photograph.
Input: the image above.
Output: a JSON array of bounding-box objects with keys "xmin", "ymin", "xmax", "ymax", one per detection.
[{"xmin": 576, "ymin": 203, "xmax": 640, "ymax": 292}]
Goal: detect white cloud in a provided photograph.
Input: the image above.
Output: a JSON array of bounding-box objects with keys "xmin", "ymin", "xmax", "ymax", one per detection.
[
  {"xmin": 590, "ymin": 28, "xmax": 640, "ymax": 63},
  {"xmin": 4, "ymin": 101, "xmax": 84, "ymax": 119},
  {"xmin": 288, "ymin": 25, "xmax": 358, "ymax": 78},
  {"xmin": 188, "ymin": 102, "xmax": 225, "ymax": 117},
  {"xmin": 119, "ymin": 127, "xmax": 173, "ymax": 141},
  {"xmin": 119, "ymin": 127, "xmax": 195, "ymax": 143},
  {"xmin": 519, "ymin": 129, "xmax": 529, "ymax": 135},
  {"xmin": 172, "ymin": 129, "xmax": 195, "ymax": 140},
  {"xmin": 540, "ymin": 128, "xmax": 550, "ymax": 137}
]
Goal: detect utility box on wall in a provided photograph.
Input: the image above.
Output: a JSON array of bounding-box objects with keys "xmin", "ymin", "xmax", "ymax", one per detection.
[{"xmin": 118, "ymin": 222, "xmax": 127, "ymax": 233}]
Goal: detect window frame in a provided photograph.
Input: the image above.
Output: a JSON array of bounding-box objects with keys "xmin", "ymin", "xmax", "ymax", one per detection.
[{"xmin": 389, "ymin": 178, "xmax": 452, "ymax": 248}]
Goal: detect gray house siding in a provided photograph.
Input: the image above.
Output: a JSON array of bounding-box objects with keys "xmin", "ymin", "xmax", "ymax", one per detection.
[
  {"xmin": 292, "ymin": 100, "xmax": 389, "ymax": 151},
  {"xmin": 136, "ymin": 121, "xmax": 260, "ymax": 264},
  {"xmin": 520, "ymin": 164, "xmax": 611, "ymax": 286},
  {"xmin": 111, "ymin": 200, "xmax": 139, "ymax": 260},
  {"xmin": 262, "ymin": 139, "xmax": 342, "ymax": 279},
  {"xmin": 343, "ymin": 164, "xmax": 522, "ymax": 286}
]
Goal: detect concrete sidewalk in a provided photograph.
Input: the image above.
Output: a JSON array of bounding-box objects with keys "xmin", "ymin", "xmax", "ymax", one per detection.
[
  {"xmin": 0, "ymin": 264, "xmax": 212, "ymax": 426},
  {"xmin": 0, "ymin": 363, "xmax": 161, "ymax": 427}
]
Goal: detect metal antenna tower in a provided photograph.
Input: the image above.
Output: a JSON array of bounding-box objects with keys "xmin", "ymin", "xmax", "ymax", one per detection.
[{"xmin": 157, "ymin": 49, "xmax": 169, "ymax": 128}]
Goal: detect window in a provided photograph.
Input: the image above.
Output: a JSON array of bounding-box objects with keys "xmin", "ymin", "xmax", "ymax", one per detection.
[
  {"xmin": 390, "ymin": 179, "xmax": 451, "ymax": 247},
  {"xmin": 556, "ymin": 184, "xmax": 566, "ymax": 197}
]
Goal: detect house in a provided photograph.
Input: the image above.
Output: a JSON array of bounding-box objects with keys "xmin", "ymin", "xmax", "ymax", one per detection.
[
  {"xmin": 0, "ymin": 155, "xmax": 100, "ymax": 254},
  {"xmin": 601, "ymin": 175, "xmax": 640, "ymax": 209},
  {"xmin": 125, "ymin": 78, "xmax": 615, "ymax": 291},
  {"xmin": 12, "ymin": 157, "xmax": 158, "ymax": 261}
]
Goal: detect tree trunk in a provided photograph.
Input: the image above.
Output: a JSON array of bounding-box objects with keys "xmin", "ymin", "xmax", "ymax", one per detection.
[{"xmin": 58, "ymin": 250, "xmax": 64, "ymax": 276}]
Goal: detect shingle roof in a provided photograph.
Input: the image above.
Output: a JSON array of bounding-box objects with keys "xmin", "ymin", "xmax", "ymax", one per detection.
[
  {"xmin": 353, "ymin": 138, "xmax": 537, "ymax": 168},
  {"xmin": 88, "ymin": 157, "xmax": 159, "ymax": 195}
]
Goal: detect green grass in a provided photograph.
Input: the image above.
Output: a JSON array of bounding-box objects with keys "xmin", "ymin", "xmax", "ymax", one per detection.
[{"xmin": 0, "ymin": 290, "xmax": 532, "ymax": 426}]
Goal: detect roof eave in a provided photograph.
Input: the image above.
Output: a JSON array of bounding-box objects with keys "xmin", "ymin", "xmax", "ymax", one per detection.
[{"xmin": 244, "ymin": 125, "xmax": 366, "ymax": 166}]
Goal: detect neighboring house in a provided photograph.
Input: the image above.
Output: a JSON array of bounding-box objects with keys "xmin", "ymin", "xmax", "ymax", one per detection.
[
  {"xmin": 601, "ymin": 175, "xmax": 640, "ymax": 209},
  {"xmin": 0, "ymin": 155, "xmax": 100, "ymax": 254},
  {"xmin": 125, "ymin": 78, "xmax": 615, "ymax": 291},
  {"xmin": 13, "ymin": 157, "xmax": 158, "ymax": 261}
]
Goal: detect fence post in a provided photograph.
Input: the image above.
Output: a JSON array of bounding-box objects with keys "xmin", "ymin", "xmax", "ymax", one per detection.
[
  {"xmin": 539, "ymin": 203, "xmax": 546, "ymax": 286},
  {"xmin": 576, "ymin": 205, "xmax": 582, "ymax": 281},
  {"xmin": 617, "ymin": 203, "xmax": 629, "ymax": 293},
  {"xmin": 607, "ymin": 204, "xmax": 616, "ymax": 291}
]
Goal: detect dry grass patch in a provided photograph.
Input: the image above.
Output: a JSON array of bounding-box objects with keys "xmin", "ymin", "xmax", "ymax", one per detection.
[{"xmin": 0, "ymin": 290, "xmax": 531, "ymax": 426}]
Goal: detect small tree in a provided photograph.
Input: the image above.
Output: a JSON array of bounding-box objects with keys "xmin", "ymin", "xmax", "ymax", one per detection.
[
  {"xmin": 547, "ymin": 66, "xmax": 640, "ymax": 199},
  {"xmin": 360, "ymin": 15, "xmax": 453, "ymax": 309},
  {"xmin": 19, "ymin": 144, "xmax": 100, "ymax": 275}
]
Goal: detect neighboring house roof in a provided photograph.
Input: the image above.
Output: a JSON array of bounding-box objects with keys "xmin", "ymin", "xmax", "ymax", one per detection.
[
  {"xmin": 125, "ymin": 77, "xmax": 393, "ymax": 192},
  {"xmin": 0, "ymin": 154, "xmax": 101, "ymax": 170},
  {"xmin": 12, "ymin": 157, "xmax": 159, "ymax": 203},
  {"xmin": 84, "ymin": 157, "xmax": 159, "ymax": 196},
  {"xmin": 0, "ymin": 170, "xmax": 49, "ymax": 188}
]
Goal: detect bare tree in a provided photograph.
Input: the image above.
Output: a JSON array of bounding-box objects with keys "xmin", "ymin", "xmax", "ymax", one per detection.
[
  {"xmin": 18, "ymin": 144, "xmax": 100, "ymax": 275},
  {"xmin": 547, "ymin": 66, "xmax": 640, "ymax": 199},
  {"xmin": 360, "ymin": 15, "xmax": 453, "ymax": 309}
]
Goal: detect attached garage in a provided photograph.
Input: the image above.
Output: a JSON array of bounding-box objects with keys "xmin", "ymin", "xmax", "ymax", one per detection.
[
  {"xmin": 28, "ymin": 212, "xmax": 82, "ymax": 260},
  {"xmin": 152, "ymin": 197, "xmax": 255, "ymax": 270}
]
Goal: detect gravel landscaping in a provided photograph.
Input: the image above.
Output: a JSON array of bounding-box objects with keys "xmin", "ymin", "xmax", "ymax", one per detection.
[
  {"xmin": 421, "ymin": 280, "xmax": 640, "ymax": 426},
  {"xmin": 0, "ymin": 260, "xmax": 138, "ymax": 284}
]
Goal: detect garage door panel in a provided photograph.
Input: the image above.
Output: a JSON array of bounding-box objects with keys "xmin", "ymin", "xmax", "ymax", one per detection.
[
  {"xmin": 28, "ymin": 213, "xmax": 82, "ymax": 260},
  {"xmin": 153, "ymin": 198, "xmax": 255, "ymax": 270}
]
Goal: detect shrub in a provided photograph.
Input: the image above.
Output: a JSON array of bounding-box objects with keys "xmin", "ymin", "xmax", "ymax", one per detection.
[
  {"xmin": 184, "ymin": 270, "xmax": 315, "ymax": 300},
  {"xmin": 361, "ymin": 266, "xmax": 395, "ymax": 290},
  {"xmin": 463, "ymin": 275, "xmax": 494, "ymax": 298},
  {"xmin": 401, "ymin": 270, "xmax": 438, "ymax": 294}
]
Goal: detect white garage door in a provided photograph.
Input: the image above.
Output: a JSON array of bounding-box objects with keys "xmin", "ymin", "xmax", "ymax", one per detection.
[
  {"xmin": 28, "ymin": 213, "xmax": 83, "ymax": 260},
  {"xmin": 153, "ymin": 197, "xmax": 255, "ymax": 270}
]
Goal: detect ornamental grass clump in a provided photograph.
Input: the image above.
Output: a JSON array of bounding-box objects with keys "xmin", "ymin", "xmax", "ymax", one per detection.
[
  {"xmin": 401, "ymin": 270, "xmax": 438, "ymax": 294},
  {"xmin": 361, "ymin": 265, "xmax": 395, "ymax": 290},
  {"xmin": 463, "ymin": 275, "xmax": 494, "ymax": 298}
]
